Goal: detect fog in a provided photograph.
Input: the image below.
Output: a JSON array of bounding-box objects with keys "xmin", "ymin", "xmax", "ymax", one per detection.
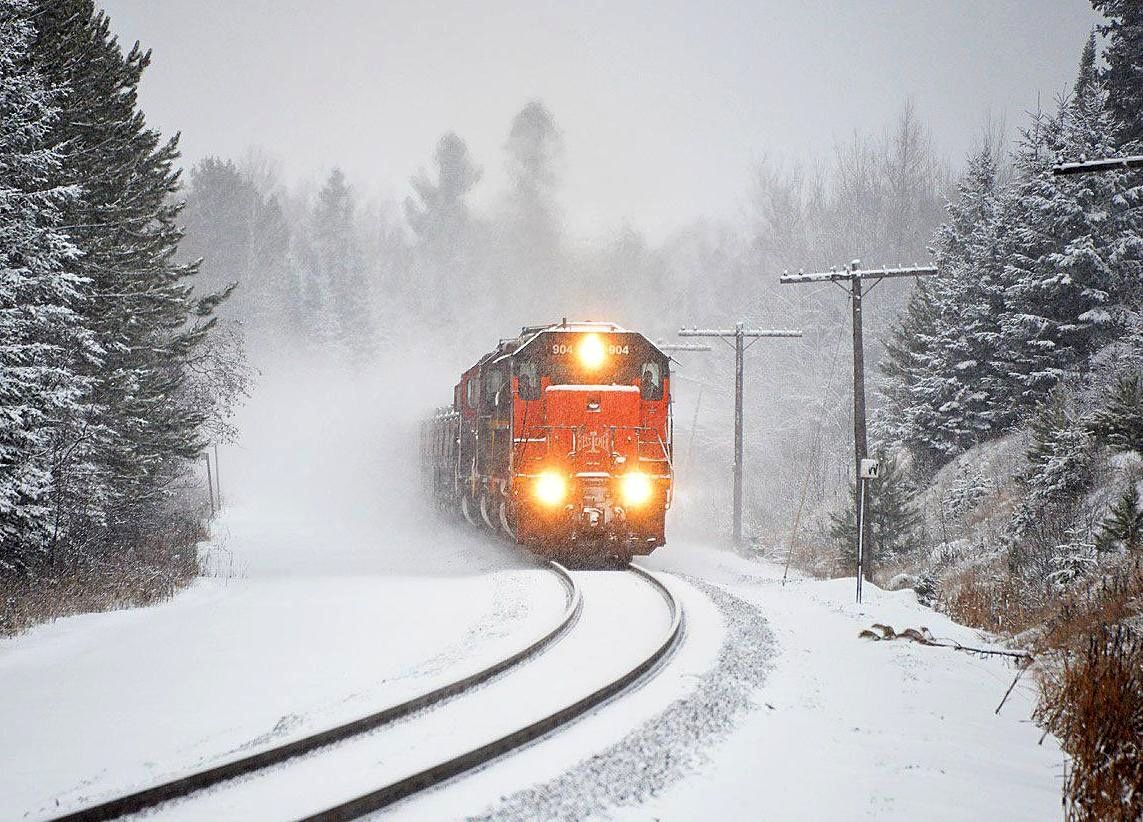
[
  {"xmin": 102, "ymin": 0, "xmax": 1096, "ymax": 240},
  {"xmin": 103, "ymin": 1, "xmax": 1103, "ymax": 549}
]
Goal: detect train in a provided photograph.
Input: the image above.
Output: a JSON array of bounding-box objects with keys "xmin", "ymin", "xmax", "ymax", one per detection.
[{"xmin": 421, "ymin": 321, "xmax": 673, "ymax": 564}]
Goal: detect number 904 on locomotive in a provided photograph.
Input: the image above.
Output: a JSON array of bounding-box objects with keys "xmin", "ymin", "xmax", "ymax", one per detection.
[{"xmin": 420, "ymin": 321, "xmax": 672, "ymax": 564}]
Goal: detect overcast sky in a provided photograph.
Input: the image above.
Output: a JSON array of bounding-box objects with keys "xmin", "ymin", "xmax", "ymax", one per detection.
[{"xmin": 99, "ymin": 0, "xmax": 1099, "ymax": 240}]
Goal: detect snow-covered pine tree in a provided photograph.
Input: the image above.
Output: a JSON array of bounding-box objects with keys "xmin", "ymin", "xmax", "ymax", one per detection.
[
  {"xmin": 500, "ymin": 101, "xmax": 564, "ymax": 316},
  {"xmin": 1094, "ymin": 479, "xmax": 1142, "ymax": 552},
  {"xmin": 1093, "ymin": 0, "xmax": 1143, "ymax": 147},
  {"xmin": 309, "ymin": 168, "xmax": 375, "ymax": 365},
  {"xmin": 829, "ymin": 451, "xmax": 923, "ymax": 569},
  {"xmin": 1001, "ymin": 35, "xmax": 1142, "ymax": 413},
  {"xmin": 880, "ymin": 144, "xmax": 1013, "ymax": 476},
  {"xmin": 32, "ymin": 1, "xmax": 226, "ymax": 554},
  {"xmin": 405, "ymin": 132, "xmax": 483, "ymax": 325},
  {"xmin": 0, "ymin": 0, "xmax": 92, "ymax": 574},
  {"xmin": 1088, "ymin": 370, "xmax": 1143, "ymax": 453},
  {"xmin": 1022, "ymin": 386, "xmax": 1096, "ymax": 514},
  {"xmin": 182, "ymin": 157, "xmax": 291, "ymax": 339}
]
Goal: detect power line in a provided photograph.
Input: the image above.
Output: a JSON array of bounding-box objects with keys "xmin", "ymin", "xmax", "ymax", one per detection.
[
  {"xmin": 675, "ymin": 322, "xmax": 802, "ymax": 545},
  {"xmin": 780, "ymin": 260, "xmax": 938, "ymax": 602}
]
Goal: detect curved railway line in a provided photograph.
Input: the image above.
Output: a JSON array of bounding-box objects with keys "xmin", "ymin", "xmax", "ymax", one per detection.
[{"xmin": 50, "ymin": 561, "xmax": 682, "ymax": 822}]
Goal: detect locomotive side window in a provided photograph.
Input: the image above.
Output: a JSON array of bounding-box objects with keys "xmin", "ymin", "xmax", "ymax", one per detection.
[
  {"xmin": 483, "ymin": 368, "xmax": 506, "ymax": 411},
  {"xmin": 639, "ymin": 361, "xmax": 663, "ymax": 400},
  {"xmin": 466, "ymin": 377, "xmax": 479, "ymax": 408},
  {"xmin": 517, "ymin": 361, "xmax": 540, "ymax": 400}
]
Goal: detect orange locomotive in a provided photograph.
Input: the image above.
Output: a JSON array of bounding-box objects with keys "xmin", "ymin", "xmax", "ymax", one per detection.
[{"xmin": 421, "ymin": 321, "xmax": 673, "ymax": 563}]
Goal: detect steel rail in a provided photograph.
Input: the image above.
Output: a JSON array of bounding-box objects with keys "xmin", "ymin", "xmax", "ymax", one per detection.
[
  {"xmin": 50, "ymin": 562, "xmax": 582, "ymax": 822},
  {"xmin": 298, "ymin": 562, "xmax": 684, "ymax": 822}
]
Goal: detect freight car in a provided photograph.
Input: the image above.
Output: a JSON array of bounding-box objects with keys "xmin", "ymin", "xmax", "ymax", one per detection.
[{"xmin": 421, "ymin": 321, "xmax": 672, "ymax": 564}]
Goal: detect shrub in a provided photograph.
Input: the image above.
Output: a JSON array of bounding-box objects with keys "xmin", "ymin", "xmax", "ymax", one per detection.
[{"xmin": 1036, "ymin": 626, "xmax": 1143, "ymax": 821}]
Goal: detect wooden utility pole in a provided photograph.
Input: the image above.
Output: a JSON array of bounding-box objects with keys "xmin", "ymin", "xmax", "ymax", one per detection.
[
  {"xmin": 676, "ymin": 323, "xmax": 802, "ymax": 545},
  {"xmin": 780, "ymin": 261, "xmax": 937, "ymax": 600},
  {"xmin": 213, "ymin": 443, "xmax": 222, "ymax": 510},
  {"xmin": 204, "ymin": 453, "xmax": 215, "ymax": 518}
]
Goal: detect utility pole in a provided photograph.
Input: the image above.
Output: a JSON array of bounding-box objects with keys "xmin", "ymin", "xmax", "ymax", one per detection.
[
  {"xmin": 657, "ymin": 342, "xmax": 713, "ymax": 485},
  {"xmin": 1052, "ymin": 153, "xmax": 1143, "ymax": 175},
  {"xmin": 214, "ymin": 443, "xmax": 222, "ymax": 510},
  {"xmin": 675, "ymin": 323, "xmax": 802, "ymax": 545},
  {"xmin": 204, "ymin": 453, "xmax": 215, "ymax": 518},
  {"xmin": 780, "ymin": 261, "xmax": 937, "ymax": 601}
]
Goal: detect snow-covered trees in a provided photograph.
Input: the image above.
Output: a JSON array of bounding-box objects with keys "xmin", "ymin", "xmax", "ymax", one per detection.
[
  {"xmin": 880, "ymin": 145, "xmax": 1013, "ymax": 472},
  {"xmin": 1093, "ymin": 0, "xmax": 1143, "ymax": 147},
  {"xmin": 182, "ymin": 157, "xmax": 291, "ymax": 335},
  {"xmin": 1088, "ymin": 371, "xmax": 1143, "ymax": 453},
  {"xmin": 829, "ymin": 451, "xmax": 923, "ymax": 568},
  {"xmin": 1095, "ymin": 480, "xmax": 1142, "ymax": 553},
  {"xmin": 1, "ymin": 1, "xmax": 239, "ymax": 599},
  {"xmin": 404, "ymin": 132, "xmax": 483, "ymax": 322},
  {"xmin": 30, "ymin": 0, "xmax": 231, "ymax": 558},
  {"xmin": 881, "ymin": 32, "xmax": 1143, "ymax": 481},
  {"xmin": 1001, "ymin": 38, "xmax": 1134, "ymax": 410},
  {"xmin": 0, "ymin": 0, "xmax": 91, "ymax": 573},
  {"xmin": 305, "ymin": 169, "xmax": 376, "ymax": 363},
  {"xmin": 499, "ymin": 101, "xmax": 565, "ymax": 315}
]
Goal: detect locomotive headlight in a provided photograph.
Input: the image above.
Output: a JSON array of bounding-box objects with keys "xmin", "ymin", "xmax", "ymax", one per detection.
[
  {"xmin": 578, "ymin": 333, "xmax": 606, "ymax": 370},
  {"xmin": 620, "ymin": 471, "xmax": 654, "ymax": 507},
  {"xmin": 534, "ymin": 470, "xmax": 568, "ymax": 506}
]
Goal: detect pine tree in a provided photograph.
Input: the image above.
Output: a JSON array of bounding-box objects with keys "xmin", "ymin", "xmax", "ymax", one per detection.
[
  {"xmin": 1092, "ymin": 0, "xmax": 1143, "ymax": 146},
  {"xmin": 308, "ymin": 168, "xmax": 375, "ymax": 364},
  {"xmin": 1095, "ymin": 480, "xmax": 1143, "ymax": 552},
  {"xmin": 1001, "ymin": 36, "xmax": 1142, "ymax": 412},
  {"xmin": 32, "ymin": 1, "xmax": 226, "ymax": 554},
  {"xmin": 0, "ymin": 0, "xmax": 93, "ymax": 573},
  {"xmin": 830, "ymin": 451, "xmax": 923, "ymax": 569},
  {"xmin": 1088, "ymin": 370, "xmax": 1143, "ymax": 453},
  {"xmin": 501, "ymin": 101, "xmax": 564, "ymax": 315},
  {"xmin": 182, "ymin": 156, "xmax": 291, "ymax": 336},
  {"xmin": 1023, "ymin": 387, "xmax": 1095, "ymax": 508},
  {"xmin": 404, "ymin": 132, "xmax": 482, "ymax": 322},
  {"xmin": 880, "ymin": 143, "xmax": 1013, "ymax": 475}
]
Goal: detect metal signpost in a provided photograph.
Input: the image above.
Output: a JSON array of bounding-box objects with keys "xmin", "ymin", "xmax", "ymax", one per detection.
[
  {"xmin": 676, "ymin": 323, "xmax": 802, "ymax": 545},
  {"xmin": 780, "ymin": 261, "xmax": 937, "ymax": 601}
]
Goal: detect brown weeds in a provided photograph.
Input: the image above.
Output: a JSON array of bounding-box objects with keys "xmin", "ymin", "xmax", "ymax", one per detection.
[
  {"xmin": 0, "ymin": 519, "xmax": 205, "ymax": 637},
  {"xmin": 1036, "ymin": 626, "xmax": 1143, "ymax": 821}
]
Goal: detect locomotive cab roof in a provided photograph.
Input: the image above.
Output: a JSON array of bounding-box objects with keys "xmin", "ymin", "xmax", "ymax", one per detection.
[{"xmin": 491, "ymin": 321, "xmax": 668, "ymax": 365}]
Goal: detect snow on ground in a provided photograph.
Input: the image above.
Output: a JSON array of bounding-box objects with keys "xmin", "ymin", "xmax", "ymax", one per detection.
[
  {"xmin": 0, "ymin": 360, "xmax": 569, "ymax": 821},
  {"xmin": 628, "ymin": 542, "xmax": 1068, "ymax": 821},
  {"xmin": 151, "ymin": 569, "xmax": 687, "ymax": 821},
  {"xmin": 398, "ymin": 542, "xmax": 1064, "ymax": 822},
  {"xmin": 0, "ymin": 355, "xmax": 1069, "ymax": 820},
  {"xmin": 385, "ymin": 570, "xmax": 728, "ymax": 821},
  {"xmin": 0, "ymin": 510, "xmax": 564, "ymax": 821}
]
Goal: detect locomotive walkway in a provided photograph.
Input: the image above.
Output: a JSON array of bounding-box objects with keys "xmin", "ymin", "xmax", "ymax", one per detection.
[{"xmin": 49, "ymin": 562, "xmax": 682, "ymax": 821}]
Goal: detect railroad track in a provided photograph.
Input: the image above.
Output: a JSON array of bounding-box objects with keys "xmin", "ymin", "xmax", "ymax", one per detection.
[{"xmin": 50, "ymin": 562, "xmax": 682, "ymax": 822}]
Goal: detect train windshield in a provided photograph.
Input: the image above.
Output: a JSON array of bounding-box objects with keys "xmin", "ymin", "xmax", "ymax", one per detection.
[{"xmin": 529, "ymin": 332, "xmax": 667, "ymax": 397}]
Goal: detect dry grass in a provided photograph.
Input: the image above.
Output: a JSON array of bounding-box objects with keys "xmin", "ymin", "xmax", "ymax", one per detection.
[
  {"xmin": 0, "ymin": 518, "xmax": 205, "ymax": 637},
  {"xmin": 1036, "ymin": 626, "xmax": 1143, "ymax": 821},
  {"xmin": 940, "ymin": 559, "xmax": 1143, "ymax": 820},
  {"xmin": 936, "ymin": 564, "xmax": 1051, "ymax": 637},
  {"xmin": 1038, "ymin": 560, "xmax": 1143, "ymax": 653}
]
